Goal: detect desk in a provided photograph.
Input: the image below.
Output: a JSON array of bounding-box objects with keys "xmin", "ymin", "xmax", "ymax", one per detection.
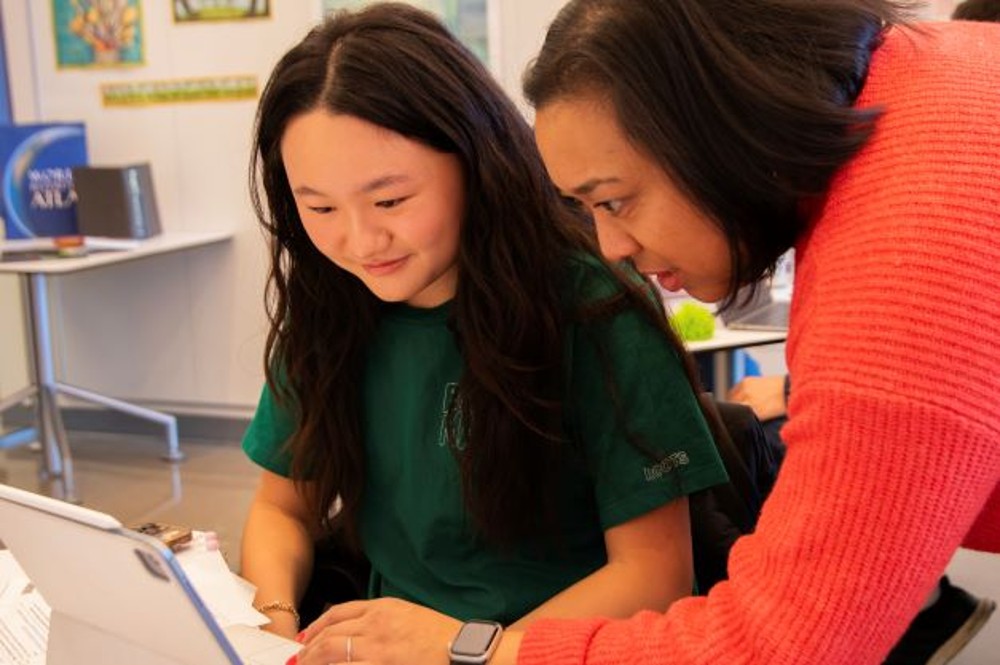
[
  {"xmin": 687, "ymin": 326, "xmax": 788, "ymax": 398},
  {"xmin": 0, "ymin": 231, "xmax": 232, "ymax": 501}
]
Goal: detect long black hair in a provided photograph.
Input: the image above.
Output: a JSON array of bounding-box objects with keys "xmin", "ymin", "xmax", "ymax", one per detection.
[
  {"xmin": 250, "ymin": 2, "xmax": 701, "ymax": 550},
  {"xmin": 952, "ymin": 0, "xmax": 1000, "ymax": 21},
  {"xmin": 525, "ymin": 0, "xmax": 916, "ymax": 299}
]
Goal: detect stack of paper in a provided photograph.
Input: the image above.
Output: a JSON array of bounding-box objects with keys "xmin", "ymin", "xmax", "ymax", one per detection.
[{"xmin": 0, "ymin": 550, "xmax": 48, "ymax": 665}]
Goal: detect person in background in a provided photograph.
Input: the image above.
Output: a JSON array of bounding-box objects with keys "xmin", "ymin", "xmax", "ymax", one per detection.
[
  {"xmin": 727, "ymin": 373, "xmax": 790, "ymax": 428},
  {"xmin": 241, "ymin": 1, "xmax": 728, "ymax": 659},
  {"xmin": 952, "ymin": 0, "xmax": 1000, "ymax": 21},
  {"xmin": 727, "ymin": 373, "xmax": 789, "ymax": 446},
  {"xmin": 292, "ymin": 2, "xmax": 1000, "ymax": 664}
]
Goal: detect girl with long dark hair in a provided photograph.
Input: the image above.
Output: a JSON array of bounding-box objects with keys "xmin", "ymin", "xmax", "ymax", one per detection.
[{"xmin": 240, "ymin": 1, "xmax": 726, "ymax": 653}]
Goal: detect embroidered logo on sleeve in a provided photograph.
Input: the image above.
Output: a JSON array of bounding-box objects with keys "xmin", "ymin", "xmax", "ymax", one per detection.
[{"xmin": 643, "ymin": 451, "xmax": 690, "ymax": 482}]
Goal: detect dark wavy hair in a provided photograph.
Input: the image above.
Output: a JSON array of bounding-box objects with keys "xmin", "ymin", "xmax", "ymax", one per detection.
[
  {"xmin": 524, "ymin": 0, "xmax": 916, "ymax": 300},
  {"xmin": 952, "ymin": 0, "xmax": 1000, "ymax": 21},
  {"xmin": 249, "ymin": 2, "xmax": 699, "ymax": 550}
]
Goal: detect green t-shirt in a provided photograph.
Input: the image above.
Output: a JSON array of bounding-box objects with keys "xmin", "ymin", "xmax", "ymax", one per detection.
[{"xmin": 243, "ymin": 255, "xmax": 727, "ymax": 624}]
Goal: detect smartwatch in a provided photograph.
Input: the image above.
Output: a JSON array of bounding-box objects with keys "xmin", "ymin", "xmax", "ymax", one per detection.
[{"xmin": 449, "ymin": 619, "xmax": 503, "ymax": 664}]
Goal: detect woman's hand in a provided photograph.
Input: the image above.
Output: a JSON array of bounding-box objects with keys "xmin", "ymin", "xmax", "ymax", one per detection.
[{"xmin": 289, "ymin": 597, "xmax": 462, "ymax": 665}]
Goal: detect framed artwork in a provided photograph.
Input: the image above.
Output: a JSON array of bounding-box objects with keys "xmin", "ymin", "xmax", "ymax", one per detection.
[
  {"xmin": 173, "ymin": 0, "xmax": 270, "ymax": 22},
  {"xmin": 53, "ymin": 0, "xmax": 144, "ymax": 68},
  {"xmin": 322, "ymin": 0, "xmax": 489, "ymax": 64}
]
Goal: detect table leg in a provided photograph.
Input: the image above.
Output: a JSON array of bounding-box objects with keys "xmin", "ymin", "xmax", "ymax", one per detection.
[
  {"xmin": 712, "ymin": 350, "xmax": 733, "ymax": 400},
  {"xmin": 0, "ymin": 385, "xmax": 38, "ymax": 450},
  {"xmin": 54, "ymin": 383, "xmax": 183, "ymax": 462},
  {"xmin": 25, "ymin": 273, "xmax": 76, "ymax": 501},
  {"xmin": 14, "ymin": 271, "xmax": 186, "ymax": 502},
  {"xmin": 0, "ymin": 385, "xmax": 36, "ymax": 413}
]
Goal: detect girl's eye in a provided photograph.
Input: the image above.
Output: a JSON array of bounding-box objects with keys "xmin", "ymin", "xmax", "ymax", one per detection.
[
  {"xmin": 307, "ymin": 206, "xmax": 333, "ymax": 214},
  {"xmin": 375, "ymin": 196, "xmax": 408, "ymax": 209},
  {"xmin": 595, "ymin": 199, "xmax": 624, "ymax": 215}
]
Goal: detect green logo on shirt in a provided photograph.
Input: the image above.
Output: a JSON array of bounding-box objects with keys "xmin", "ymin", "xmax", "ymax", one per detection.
[{"xmin": 438, "ymin": 382, "xmax": 464, "ymax": 449}]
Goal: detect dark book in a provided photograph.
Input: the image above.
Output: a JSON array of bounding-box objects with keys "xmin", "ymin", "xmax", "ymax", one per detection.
[{"xmin": 71, "ymin": 163, "xmax": 162, "ymax": 239}]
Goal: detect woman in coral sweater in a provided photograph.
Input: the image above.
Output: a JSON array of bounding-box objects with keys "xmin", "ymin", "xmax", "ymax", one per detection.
[{"xmin": 289, "ymin": 2, "xmax": 1000, "ymax": 664}]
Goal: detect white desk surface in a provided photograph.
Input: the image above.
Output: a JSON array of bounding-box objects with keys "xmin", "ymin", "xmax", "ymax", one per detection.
[
  {"xmin": 662, "ymin": 294, "xmax": 788, "ymax": 353},
  {"xmin": 686, "ymin": 325, "xmax": 787, "ymax": 354},
  {"xmin": 0, "ymin": 230, "xmax": 233, "ymax": 275}
]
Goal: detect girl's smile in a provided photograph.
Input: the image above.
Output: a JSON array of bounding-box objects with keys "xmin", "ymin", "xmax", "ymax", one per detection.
[{"xmin": 362, "ymin": 256, "xmax": 410, "ymax": 276}]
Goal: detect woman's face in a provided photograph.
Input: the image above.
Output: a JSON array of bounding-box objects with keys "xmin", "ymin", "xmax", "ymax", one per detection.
[
  {"xmin": 281, "ymin": 109, "xmax": 464, "ymax": 308},
  {"xmin": 534, "ymin": 96, "xmax": 732, "ymax": 303}
]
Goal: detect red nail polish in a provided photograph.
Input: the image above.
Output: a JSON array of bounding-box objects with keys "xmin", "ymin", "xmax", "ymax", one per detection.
[
  {"xmin": 296, "ymin": 631, "xmax": 306, "ymax": 643},
  {"xmin": 285, "ymin": 655, "xmax": 297, "ymax": 665}
]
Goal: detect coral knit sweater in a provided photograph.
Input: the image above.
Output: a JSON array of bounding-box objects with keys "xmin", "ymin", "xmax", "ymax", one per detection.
[{"xmin": 518, "ymin": 22, "xmax": 1000, "ymax": 665}]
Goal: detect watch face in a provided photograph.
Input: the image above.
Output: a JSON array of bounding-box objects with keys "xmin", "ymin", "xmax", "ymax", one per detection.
[{"xmin": 452, "ymin": 620, "xmax": 501, "ymax": 658}]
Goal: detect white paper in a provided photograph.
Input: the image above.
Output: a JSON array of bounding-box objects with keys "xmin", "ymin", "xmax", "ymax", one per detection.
[
  {"xmin": 0, "ymin": 551, "xmax": 32, "ymax": 608},
  {"xmin": 0, "ymin": 589, "xmax": 49, "ymax": 665},
  {"xmin": 174, "ymin": 535, "xmax": 269, "ymax": 628}
]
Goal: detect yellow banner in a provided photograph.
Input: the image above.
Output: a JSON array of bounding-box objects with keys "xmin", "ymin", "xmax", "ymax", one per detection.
[{"xmin": 101, "ymin": 76, "xmax": 258, "ymax": 107}]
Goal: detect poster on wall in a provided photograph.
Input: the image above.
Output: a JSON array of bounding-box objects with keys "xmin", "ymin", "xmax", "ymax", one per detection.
[
  {"xmin": 53, "ymin": 0, "xmax": 144, "ymax": 68},
  {"xmin": 0, "ymin": 123, "xmax": 88, "ymax": 239},
  {"xmin": 322, "ymin": 0, "xmax": 488, "ymax": 63},
  {"xmin": 173, "ymin": 0, "xmax": 270, "ymax": 22}
]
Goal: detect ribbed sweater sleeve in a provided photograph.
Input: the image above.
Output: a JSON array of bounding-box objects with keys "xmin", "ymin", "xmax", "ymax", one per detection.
[{"xmin": 519, "ymin": 21, "xmax": 1000, "ymax": 665}]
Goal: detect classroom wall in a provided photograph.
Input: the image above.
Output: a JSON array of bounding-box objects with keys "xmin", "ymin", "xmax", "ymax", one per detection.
[
  {"xmin": 0, "ymin": 0, "xmax": 564, "ymax": 418},
  {"xmin": 0, "ymin": 0, "xmax": 38, "ymax": 416}
]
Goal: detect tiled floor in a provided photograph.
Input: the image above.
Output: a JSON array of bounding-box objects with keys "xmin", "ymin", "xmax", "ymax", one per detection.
[
  {"xmin": 0, "ymin": 431, "xmax": 260, "ymax": 572},
  {"xmin": 1, "ymin": 430, "xmax": 998, "ymax": 663}
]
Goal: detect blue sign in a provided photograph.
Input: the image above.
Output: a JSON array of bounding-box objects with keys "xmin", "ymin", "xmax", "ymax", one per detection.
[{"xmin": 0, "ymin": 123, "xmax": 88, "ymax": 239}]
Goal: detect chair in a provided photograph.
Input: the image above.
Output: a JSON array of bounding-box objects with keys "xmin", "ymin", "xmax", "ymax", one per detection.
[{"xmin": 298, "ymin": 531, "xmax": 370, "ymax": 626}]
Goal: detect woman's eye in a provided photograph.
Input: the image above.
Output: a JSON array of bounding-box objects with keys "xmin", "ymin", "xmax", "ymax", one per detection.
[
  {"xmin": 307, "ymin": 206, "xmax": 333, "ymax": 214},
  {"xmin": 375, "ymin": 197, "xmax": 408, "ymax": 209},
  {"xmin": 595, "ymin": 199, "xmax": 624, "ymax": 214}
]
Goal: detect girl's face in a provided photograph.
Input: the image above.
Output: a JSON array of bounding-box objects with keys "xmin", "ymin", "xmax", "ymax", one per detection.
[
  {"xmin": 282, "ymin": 110, "xmax": 464, "ymax": 308},
  {"xmin": 534, "ymin": 96, "xmax": 732, "ymax": 303}
]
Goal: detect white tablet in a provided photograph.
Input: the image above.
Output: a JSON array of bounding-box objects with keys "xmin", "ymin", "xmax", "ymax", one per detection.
[{"xmin": 0, "ymin": 482, "xmax": 299, "ymax": 665}]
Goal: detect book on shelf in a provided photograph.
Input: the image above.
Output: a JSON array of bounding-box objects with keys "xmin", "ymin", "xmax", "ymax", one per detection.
[{"xmin": 71, "ymin": 163, "xmax": 162, "ymax": 239}]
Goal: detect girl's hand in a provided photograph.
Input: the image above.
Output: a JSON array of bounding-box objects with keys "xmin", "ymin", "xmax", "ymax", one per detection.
[
  {"xmin": 290, "ymin": 597, "xmax": 462, "ymax": 665},
  {"xmin": 261, "ymin": 610, "xmax": 300, "ymax": 640}
]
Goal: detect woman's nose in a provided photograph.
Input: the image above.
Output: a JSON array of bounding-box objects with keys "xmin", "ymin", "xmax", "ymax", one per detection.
[{"xmin": 594, "ymin": 218, "xmax": 641, "ymax": 263}]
